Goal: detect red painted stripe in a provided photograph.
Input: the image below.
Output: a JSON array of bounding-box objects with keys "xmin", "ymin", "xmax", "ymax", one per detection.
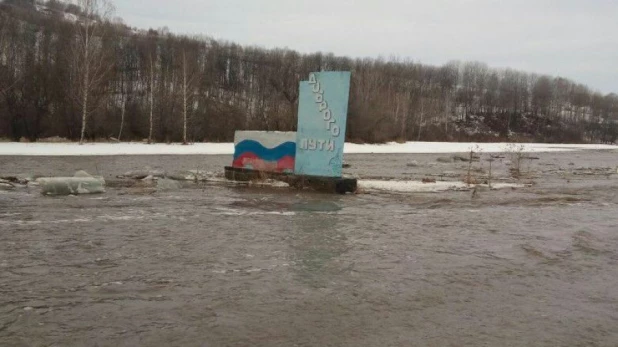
[
  {"xmin": 233, "ymin": 152, "xmax": 296, "ymax": 173},
  {"xmin": 232, "ymin": 152, "xmax": 258, "ymax": 168},
  {"xmin": 276, "ymin": 156, "xmax": 295, "ymax": 172}
]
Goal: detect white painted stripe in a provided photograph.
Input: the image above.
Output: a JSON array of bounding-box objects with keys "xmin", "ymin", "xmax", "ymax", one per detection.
[{"xmin": 234, "ymin": 131, "xmax": 297, "ymax": 149}]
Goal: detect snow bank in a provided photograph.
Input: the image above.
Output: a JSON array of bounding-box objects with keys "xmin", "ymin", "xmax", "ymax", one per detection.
[
  {"xmin": 345, "ymin": 142, "xmax": 617, "ymax": 154},
  {"xmin": 359, "ymin": 180, "xmax": 524, "ymax": 193},
  {"xmin": 0, "ymin": 142, "xmax": 235, "ymax": 156},
  {"xmin": 0, "ymin": 141, "xmax": 615, "ymax": 156}
]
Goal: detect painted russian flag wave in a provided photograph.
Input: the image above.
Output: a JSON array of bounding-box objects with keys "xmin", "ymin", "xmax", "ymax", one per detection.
[{"xmin": 232, "ymin": 140, "xmax": 296, "ymax": 173}]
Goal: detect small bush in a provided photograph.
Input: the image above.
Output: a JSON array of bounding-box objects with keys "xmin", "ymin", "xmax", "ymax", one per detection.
[{"xmin": 39, "ymin": 136, "xmax": 70, "ymax": 143}]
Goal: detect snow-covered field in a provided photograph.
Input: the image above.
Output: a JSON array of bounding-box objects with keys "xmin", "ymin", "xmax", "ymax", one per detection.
[{"xmin": 0, "ymin": 141, "xmax": 615, "ymax": 156}]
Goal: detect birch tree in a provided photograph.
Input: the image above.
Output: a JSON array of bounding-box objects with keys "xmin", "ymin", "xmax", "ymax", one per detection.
[
  {"xmin": 72, "ymin": 0, "xmax": 114, "ymax": 144},
  {"xmin": 117, "ymin": 95, "xmax": 125, "ymax": 140},
  {"xmin": 179, "ymin": 47, "xmax": 200, "ymax": 145}
]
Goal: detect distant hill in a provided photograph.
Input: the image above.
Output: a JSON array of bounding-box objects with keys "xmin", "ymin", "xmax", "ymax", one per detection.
[{"xmin": 0, "ymin": 0, "xmax": 616, "ymax": 143}]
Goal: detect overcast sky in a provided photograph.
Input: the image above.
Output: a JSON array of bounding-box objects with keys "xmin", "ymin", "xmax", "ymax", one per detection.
[{"xmin": 113, "ymin": 0, "xmax": 617, "ymax": 94}]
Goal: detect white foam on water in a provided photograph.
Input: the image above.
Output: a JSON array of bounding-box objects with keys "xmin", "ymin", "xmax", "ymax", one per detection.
[
  {"xmin": 0, "ymin": 214, "xmax": 150, "ymax": 226},
  {"xmin": 97, "ymin": 215, "xmax": 146, "ymax": 221},
  {"xmin": 0, "ymin": 219, "xmax": 86, "ymax": 226},
  {"xmin": 0, "ymin": 212, "xmax": 22, "ymax": 217},
  {"xmin": 213, "ymin": 207, "xmax": 295, "ymax": 216},
  {"xmin": 212, "ymin": 264, "xmax": 284, "ymax": 274}
]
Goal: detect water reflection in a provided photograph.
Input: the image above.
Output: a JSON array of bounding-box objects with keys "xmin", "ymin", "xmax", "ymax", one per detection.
[
  {"xmin": 290, "ymin": 201, "xmax": 343, "ymax": 213},
  {"xmin": 288, "ymin": 199, "xmax": 349, "ymax": 288}
]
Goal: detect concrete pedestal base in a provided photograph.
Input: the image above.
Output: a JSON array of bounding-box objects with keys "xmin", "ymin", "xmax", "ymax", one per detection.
[{"xmin": 224, "ymin": 166, "xmax": 357, "ymax": 194}]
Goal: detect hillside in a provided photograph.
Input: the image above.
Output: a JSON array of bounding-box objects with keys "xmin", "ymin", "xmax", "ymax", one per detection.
[{"xmin": 1, "ymin": 0, "xmax": 617, "ymax": 144}]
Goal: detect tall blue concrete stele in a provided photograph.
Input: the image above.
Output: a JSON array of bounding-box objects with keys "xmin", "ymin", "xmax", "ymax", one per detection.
[{"xmin": 294, "ymin": 71, "xmax": 351, "ymax": 177}]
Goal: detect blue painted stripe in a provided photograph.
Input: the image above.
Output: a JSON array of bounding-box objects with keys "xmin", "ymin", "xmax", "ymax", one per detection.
[{"xmin": 233, "ymin": 140, "xmax": 296, "ymax": 161}]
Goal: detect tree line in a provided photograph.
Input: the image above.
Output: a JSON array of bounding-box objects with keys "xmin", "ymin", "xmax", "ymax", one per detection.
[{"xmin": 1, "ymin": 0, "xmax": 617, "ymax": 144}]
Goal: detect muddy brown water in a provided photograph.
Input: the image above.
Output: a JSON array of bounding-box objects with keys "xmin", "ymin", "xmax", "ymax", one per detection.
[{"xmin": 1, "ymin": 151, "xmax": 617, "ymax": 347}]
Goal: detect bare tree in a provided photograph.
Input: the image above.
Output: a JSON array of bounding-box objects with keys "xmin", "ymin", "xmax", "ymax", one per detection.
[
  {"xmin": 148, "ymin": 54, "xmax": 155, "ymax": 143},
  {"xmin": 72, "ymin": 0, "xmax": 115, "ymax": 144},
  {"xmin": 117, "ymin": 95, "xmax": 125, "ymax": 140},
  {"xmin": 0, "ymin": 12, "xmax": 16, "ymax": 97},
  {"xmin": 417, "ymin": 85, "xmax": 425, "ymax": 141},
  {"xmin": 179, "ymin": 48, "xmax": 200, "ymax": 145}
]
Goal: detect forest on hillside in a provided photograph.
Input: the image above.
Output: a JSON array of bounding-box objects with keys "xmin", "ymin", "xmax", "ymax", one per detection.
[{"xmin": 1, "ymin": 0, "xmax": 617, "ymax": 144}]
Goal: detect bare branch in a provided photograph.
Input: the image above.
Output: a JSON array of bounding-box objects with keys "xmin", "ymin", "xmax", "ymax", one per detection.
[{"xmin": 0, "ymin": 76, "xmax": 21, "ymax": 98}]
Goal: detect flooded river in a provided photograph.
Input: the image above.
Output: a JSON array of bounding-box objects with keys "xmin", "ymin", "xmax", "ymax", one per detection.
[{"xmin": 1, "ymin": 151, "xmax": 617, "ymax": 346}]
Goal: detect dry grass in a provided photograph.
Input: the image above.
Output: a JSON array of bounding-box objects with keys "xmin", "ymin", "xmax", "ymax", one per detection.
[
  {"xmin": 463, "ymin": 176, "xmax": 479, "ymax": 185},
  {"xmin": 38, "ymin": 136, "xmax": 70, "ymax": 143},
  {"xmin": 506, "ymin": 143, "xmax": 527, "ymax": 179},
  {"xmin": 464, "ymin": 145, "xmax": 482, "ymax": 186}
]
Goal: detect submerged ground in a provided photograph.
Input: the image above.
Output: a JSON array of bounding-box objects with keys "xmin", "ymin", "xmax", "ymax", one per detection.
[{"xmin": 1, "ymin": 150, "xmax": 617, "ymax": 346}]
